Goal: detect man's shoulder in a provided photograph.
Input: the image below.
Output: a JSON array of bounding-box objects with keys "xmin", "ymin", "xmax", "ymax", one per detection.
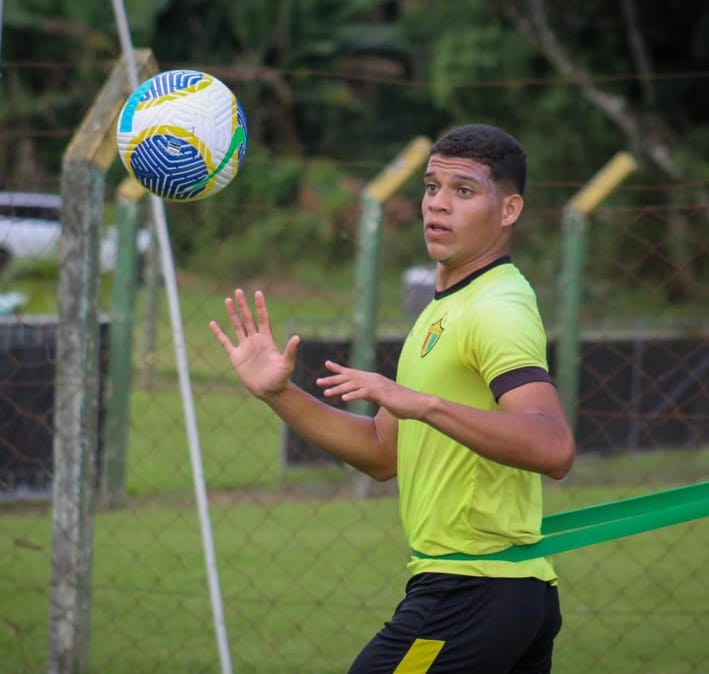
[
  {"xmin": 473, "ymin": 263, "xmax": 535, "ymax": 296},
  {"xmin": 464, "ymin": 266, "xmax": 540, "ymax": 320}
]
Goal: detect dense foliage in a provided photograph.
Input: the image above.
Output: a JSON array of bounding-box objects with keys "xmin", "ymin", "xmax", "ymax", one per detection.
[{"xmin": 1, "ymin": 0, "xmax": 707, "ymax": 301}]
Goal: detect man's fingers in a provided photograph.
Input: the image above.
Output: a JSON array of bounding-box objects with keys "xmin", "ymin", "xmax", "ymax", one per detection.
[
  {"xmin": 234, "ymin": 288, "xmax": 258, "ymax": 334},
  {"xmin": 283, "ymin": 334, "xmax": 301, "ymax": 364},
  {"xmin": 209, "ymin": 320, "xmax": 233, "ymax": 351},
  {"xmin": 225, "ymin": 297, "xmax": 246, "ymax": 341},
  {"xmin": 324, "ymin": 360, "xmax": 348, "ymax": 374},
  {"xmin": 316, "ymin": 372, "xmax": 343, "ymax": 387},
  {"xmin": 322, "ymin": 384, "xmax": 352, "ymax": 398},
  {"xmin": 254, "ymin": 290, "xmax": 272, "ymax": 335},
  {"xmin": 323, "ymin": 382, "xmax": 365, "ymax": 400},
  {"xmin": 316, "ymin": 371, "xmax": 363, "ymax": 398}
]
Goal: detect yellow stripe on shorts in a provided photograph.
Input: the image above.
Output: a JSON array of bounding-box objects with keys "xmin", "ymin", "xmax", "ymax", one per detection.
[{"xmin": 393, "ymin": 638, "xmax": 445, "ymax": 673}]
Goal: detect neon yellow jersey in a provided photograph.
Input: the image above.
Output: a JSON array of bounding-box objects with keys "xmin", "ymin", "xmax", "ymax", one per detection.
[{"xmin": 397, "ymin": 259, "xmax": 557, "ymax": 581}]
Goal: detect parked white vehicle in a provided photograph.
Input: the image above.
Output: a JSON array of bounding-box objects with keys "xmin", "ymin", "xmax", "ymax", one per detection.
[{"xmin": 0, "ymin": 191, "xmax": 150, "ymax": 273}]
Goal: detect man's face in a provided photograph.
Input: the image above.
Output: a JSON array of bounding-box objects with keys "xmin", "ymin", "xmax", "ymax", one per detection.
[{"xmin": 421, "ymin": 154, "xmax": 521, "ymax": 278}]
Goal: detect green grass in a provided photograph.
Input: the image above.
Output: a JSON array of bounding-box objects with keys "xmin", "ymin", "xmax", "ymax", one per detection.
[
  {"xmin": 3, "ymin": 473, "xmax": 709, "ymax": 674},
  {"xmin": 125, "ymin": 388, "xmax": 283, "ymax": 495}
]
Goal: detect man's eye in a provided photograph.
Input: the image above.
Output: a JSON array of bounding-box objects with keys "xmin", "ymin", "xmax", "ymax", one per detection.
[
  {"xmin": 459, "ymin": 187, "xmax": 473, "ymax": 196},
  {"xmin": 425, "ymin": 183, "xmax": 438, "ymax": 193}
]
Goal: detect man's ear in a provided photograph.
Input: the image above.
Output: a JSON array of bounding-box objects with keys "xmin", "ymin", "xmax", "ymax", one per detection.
[{"xmin": 501, "ymin": 193, "xmax": 524, "ymax": 228}]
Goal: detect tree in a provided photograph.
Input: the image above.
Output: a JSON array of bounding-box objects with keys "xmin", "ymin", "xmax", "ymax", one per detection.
[
  {"xmin": 150, "ymin": 0, "xmax": 420, "ymax": 160},
  {"xmin": 0, "ymin": 0, "xmax": 167, "ymax": 184},
  {"xmin": 500, "ymin": 0, "xmax": 709, "ymax": 296}
]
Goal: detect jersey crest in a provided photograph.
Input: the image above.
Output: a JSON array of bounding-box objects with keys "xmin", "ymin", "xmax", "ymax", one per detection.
[{"xmin": 421, "ymin": 315, "xmax": 445, "ymax": 357}]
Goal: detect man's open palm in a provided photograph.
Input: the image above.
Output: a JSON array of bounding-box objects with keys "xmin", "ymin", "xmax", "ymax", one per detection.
[{"xmin": 209, "ymin": 289, "xmax": 300, "ymax": 399}]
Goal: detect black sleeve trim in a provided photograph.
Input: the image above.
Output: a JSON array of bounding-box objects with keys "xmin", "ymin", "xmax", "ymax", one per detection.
[{"xmin": 489, "ymin": 366, "xmax": 554, "ymax": 401}]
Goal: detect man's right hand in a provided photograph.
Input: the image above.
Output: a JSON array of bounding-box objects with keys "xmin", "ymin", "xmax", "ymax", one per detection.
[{"xmin": 209, "ymin": 289, "xmax": 301, "ymax": 400}]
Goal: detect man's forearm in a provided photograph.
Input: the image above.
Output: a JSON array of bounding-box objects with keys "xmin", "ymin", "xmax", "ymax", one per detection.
[
  {"xmin": 420, "ymin": 395, "xmax": 574, "ymax": 479},
  {"xmin": 263, "ymin": 382, "xmax": 395, "ymax": 480}
]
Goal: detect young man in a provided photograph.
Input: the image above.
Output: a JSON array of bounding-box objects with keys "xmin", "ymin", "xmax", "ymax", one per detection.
[{"xmin": 210, "ymin": 124, "xmax": 575, "ymax": 673}]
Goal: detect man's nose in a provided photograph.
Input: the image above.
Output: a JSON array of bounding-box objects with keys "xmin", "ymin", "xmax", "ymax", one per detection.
[{"xmin": 428, "ymin": 188, "xmax": 451, "ymax": 211}]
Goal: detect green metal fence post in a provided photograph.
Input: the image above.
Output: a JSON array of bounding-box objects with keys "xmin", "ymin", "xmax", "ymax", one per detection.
[
  {"xmin": 350, "ymin": 193, "xmax": 383, "ymax": 389},
  {"xmin": 555, "ymin": 152, "xmax": 638, "ymax": 435},
  {"xmin": 100, "ymin": 179, "xmax": 144, "ymax": 508},
  {"xmin": 140, "ymin": 212, "xmax": 160, "ymax": 390},
  {"xmin": 349, "ymin": 195, "xmax": 383, "ymax": 498},
  {"xmin": 349, "ymin": 137, "xmax": 432, "ymax": 497},
  {"xmin": 349, "ymin": 135, "xmax": 433, "ymax": 384},
  {"xmin": 555, "ymin": 206, "xmax": 588, "ymax": 432}
]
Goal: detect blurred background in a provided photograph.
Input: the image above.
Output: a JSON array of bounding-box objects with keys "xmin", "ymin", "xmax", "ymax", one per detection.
[{"xmin": 1, "ymin": 1, "xmax": 708, "ymax": 673}]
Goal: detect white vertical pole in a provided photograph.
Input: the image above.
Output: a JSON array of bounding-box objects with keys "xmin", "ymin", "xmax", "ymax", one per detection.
[
  {"xmin": 0, "ymin": 0, "xmax": 4, "ymax": 73},
  {"xmin": 109, "ymin": 4, "xmax": 234, "ymax": 674}
]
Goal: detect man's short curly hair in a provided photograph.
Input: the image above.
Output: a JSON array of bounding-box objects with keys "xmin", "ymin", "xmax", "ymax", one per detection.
[{"xmin": 430, "ymin": 124, "xmax": 527, "ymax": 196}]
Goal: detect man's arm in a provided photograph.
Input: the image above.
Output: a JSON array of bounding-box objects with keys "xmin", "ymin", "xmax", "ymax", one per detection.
[
  {"xmin": 317, "ymin": 361, "xmax": 575, "ymax": 480},
  {"xmin": 210, "ymin": 289, "xmax": 397, "ymax": 481},
  {"xmin": 263, "ymin": 382, "xmax": 398, "ymax": 480},
  {"xmin": 419, "ymin": 381, "xmax": 575, "ymax": 479}
]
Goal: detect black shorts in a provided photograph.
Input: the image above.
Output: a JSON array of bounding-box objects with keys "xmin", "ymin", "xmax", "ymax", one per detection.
[{"xmin": 348, "ymin": 573, "xmax": 561, "ymax": 674}]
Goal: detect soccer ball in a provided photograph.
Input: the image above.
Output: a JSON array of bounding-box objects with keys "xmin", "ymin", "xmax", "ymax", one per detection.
[{"xmin": 116, "ymin": 69, "xmax": 248, "ymax": 202}]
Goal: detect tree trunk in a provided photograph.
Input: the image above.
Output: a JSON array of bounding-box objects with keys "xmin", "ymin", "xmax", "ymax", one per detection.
[{"xmin": 502, "ymin": 0, "xmax": 700, "ymax": 296}]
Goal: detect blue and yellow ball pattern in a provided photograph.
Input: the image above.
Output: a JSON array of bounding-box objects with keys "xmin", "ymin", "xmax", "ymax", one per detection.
[{"xmin": 116, "ymin": 70, "xmax": 248, "ymax": 201}]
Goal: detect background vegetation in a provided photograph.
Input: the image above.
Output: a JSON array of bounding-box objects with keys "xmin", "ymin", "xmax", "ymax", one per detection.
[{"xmin": 2, "ymin": 0, "xmax": 708, "ymax": 308}]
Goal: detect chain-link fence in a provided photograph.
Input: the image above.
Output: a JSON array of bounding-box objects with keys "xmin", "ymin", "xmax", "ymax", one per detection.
[{"xmin": 1, "ymin": 62, "xmax": 708, "ymax": 674}]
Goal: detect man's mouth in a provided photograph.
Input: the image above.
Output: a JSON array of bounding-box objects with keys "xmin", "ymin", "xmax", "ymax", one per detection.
[{"xmin": 426, "ymin": 222, "xmax": 450, "ymax": 233}]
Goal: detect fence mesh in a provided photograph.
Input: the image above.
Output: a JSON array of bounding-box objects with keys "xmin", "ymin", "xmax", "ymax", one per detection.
[{"xmin": 1, "ymin": 61, "xmax": 708, "ymax": 674}]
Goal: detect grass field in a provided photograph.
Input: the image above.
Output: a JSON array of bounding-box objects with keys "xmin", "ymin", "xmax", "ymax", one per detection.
[
  {"xmin": 3, "ymin": 275, "xmax": 709, "ymax": 673},
  {"xmin": 3, "ymin": 443, "xmax": 709, "ymax": 673}
]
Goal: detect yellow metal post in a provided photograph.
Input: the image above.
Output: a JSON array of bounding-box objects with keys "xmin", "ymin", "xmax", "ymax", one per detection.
[
  {"xmin": 556, "ymin": 152, "xmax": 638, "ymax": 431},
  {"xmin": 350, "ymin": 136, "xmax": 431, "ymax": 497}
]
